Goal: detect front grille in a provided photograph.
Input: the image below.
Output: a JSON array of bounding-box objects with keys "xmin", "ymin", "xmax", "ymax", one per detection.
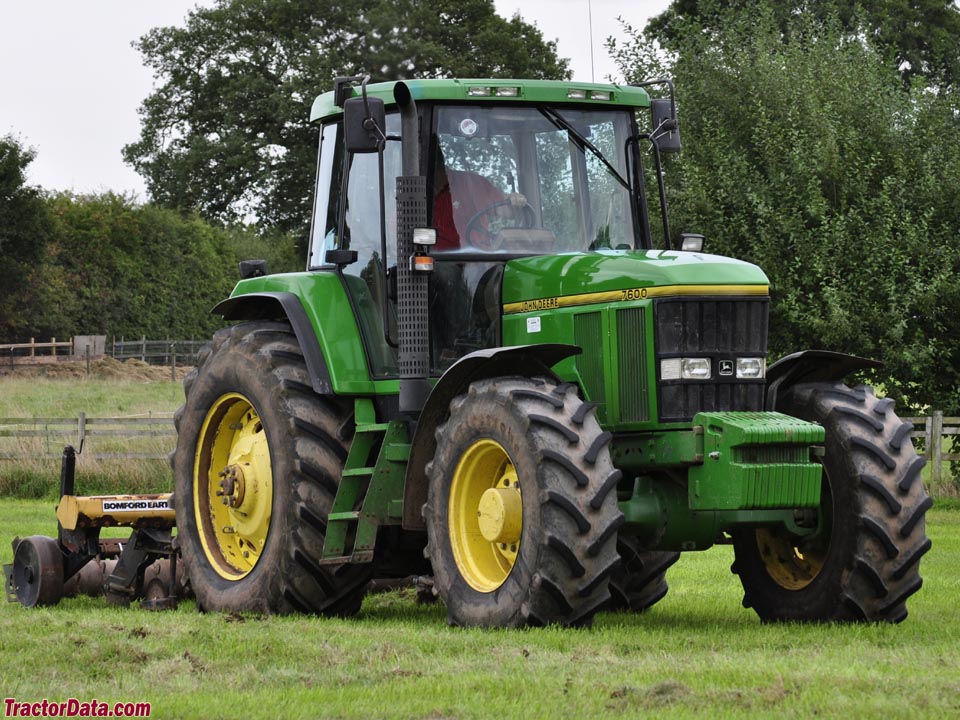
[
  {"xmin": 574, "ymin": 312, "xmax": 607, "ymax": 422},
  {"xmin": 655, "ymin": 297, "xmax": 769, "ymax": 422},
  {"xmin": 617, "ymin": 307, "xmax": 649, "ymax": 422}
]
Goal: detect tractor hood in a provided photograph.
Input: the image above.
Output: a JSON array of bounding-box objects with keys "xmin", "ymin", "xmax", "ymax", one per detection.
[{"xmin": 500, "ymin": 250, "xmax": 769, "ymax": 314}]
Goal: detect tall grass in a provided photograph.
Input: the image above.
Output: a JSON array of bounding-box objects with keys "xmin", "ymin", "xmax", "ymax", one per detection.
[{"xmin": 0, "ymin": 374, "xmax": 183, "ymax": 497}]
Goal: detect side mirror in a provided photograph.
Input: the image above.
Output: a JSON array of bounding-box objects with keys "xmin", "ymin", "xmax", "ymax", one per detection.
[
  {"xmin": 651, "ymin": 98, "xmax": 681, "ymax": 154},
  {"xmin": 344, "ymin": 96, "xmax": 385, "ymax": 154}
]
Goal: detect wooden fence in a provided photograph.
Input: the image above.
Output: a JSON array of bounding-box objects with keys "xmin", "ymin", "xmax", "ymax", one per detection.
[
  {"xmin": 0, "ymin": 411, "xmax": 957, "ymax": 493},
  {"xmin": 905, "ymin": 412, "xmax": 960, "ymax": 489},
  {"xmin": 110, "ymin": 338, "xmax": 205, "ymax": 366},
  {"xmin": 0, "ymin": 338, "xmax": 73, "ymax": 364},
  {"xmin": 0, "ymin": 413, "xmax": 175, "ymax": 460},
  {"xmin": 0, "ymin": 337, "xmax": 205, "ymax": 368}
]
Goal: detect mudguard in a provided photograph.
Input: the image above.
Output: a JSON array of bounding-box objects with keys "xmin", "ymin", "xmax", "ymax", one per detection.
[
  {"xmin": 401, "ymin": 343, "xmax": 581, "ymax": 530},
  {"xmin": 765, "ymin": 350, "xmax": 881, "ymax": 410},
  {"xmin": 213, "ymin": 292, "xmax": 333, "ymax": 395}
]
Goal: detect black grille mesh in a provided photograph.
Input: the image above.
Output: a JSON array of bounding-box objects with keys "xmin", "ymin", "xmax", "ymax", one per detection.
[{"xmin": 655, "ymin": 297, "xmax": 769, "ymax": 422}]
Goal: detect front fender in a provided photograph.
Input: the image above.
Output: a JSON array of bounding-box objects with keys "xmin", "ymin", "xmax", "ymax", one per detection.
[
  {"xmin": 765, "ymin": 350, "xmax": 881, "ymax": 410},
  {"xmin": 401, "ymin": 343, "xmax": 581, "ymax": 530}
]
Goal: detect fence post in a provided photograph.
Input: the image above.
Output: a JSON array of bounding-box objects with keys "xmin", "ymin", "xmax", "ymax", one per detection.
[
  {"xmin": 931, "ymin": 410, "xmax": 944, "ymax": 489},
  {"xmin": 141, "ymin": 335, "xmax": 147, "ymax": 362},
  {"xmin": 30, "ymin": 337, "xmax": 35, "ymax": 358},
  {"xmin": 77, "ymin": 411, "xmax": 86, "ymax": 451},
  {"xmin": 85, "ymin": 344, "xmax": 91, "ymax": 376},
  {"xmin": 51, "ymin": 337, "xmax": 56, "ymax": 358}
]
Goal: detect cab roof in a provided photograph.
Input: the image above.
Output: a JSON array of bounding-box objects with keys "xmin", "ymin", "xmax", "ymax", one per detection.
[{"xmin": 309, "ymin": 78, "xmax": 651, "ymax": 123}]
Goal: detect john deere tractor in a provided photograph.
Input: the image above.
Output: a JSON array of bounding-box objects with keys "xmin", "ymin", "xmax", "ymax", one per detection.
[{"xmin": 172, "ymin": 77, "xmax": 931, "ymax": 626}]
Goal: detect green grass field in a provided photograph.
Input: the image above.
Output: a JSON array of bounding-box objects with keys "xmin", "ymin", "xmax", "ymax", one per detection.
[
  {"xmin": 2, "ymin": 376, "xmax": 958, "ymax": 718},
  {"xmin": 0, "ymin": 375, "xmax": 184, "ymax": 498},
  {"xmin": 1, "ymin": 499, "xmax": 957, "ymax": 720}
]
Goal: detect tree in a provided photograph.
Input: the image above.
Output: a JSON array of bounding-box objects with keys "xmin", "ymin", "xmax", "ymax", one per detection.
[
  {"xmin": 124, "ymin": 0, "xmax": 571, "ymax": 239},
  {"xmin": 644, "ymin": 0, "xmax": 960, "ymax": 88},
  {"xmin": 611, "ymin": 4, "xmax": 960, "ymax": 415},
  {"xmin": 0, "ymin": 136, "xmax": 52, "ymax": 340}
]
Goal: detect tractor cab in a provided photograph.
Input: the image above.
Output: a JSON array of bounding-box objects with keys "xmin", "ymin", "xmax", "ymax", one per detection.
[{"xmin": 307, "ymin": 79, "xmax": 669, "ymax": 376}]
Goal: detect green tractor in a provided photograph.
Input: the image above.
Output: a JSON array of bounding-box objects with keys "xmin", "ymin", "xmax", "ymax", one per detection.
[{"xmin": 172, "ymin": 76, "xmax": 931, "ymax": 626}]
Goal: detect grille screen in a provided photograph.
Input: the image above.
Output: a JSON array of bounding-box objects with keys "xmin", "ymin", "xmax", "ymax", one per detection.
[
  {"xmin": 617, "ymin": 307, "xmax": 649, "ymax": 422},
  {"xmin": 655, "ymin": 298, "xmax": 769, "ymax": 422},
  {"xmin": 574, "ymin": 312, "xmax": 606, "ymax": 421}
]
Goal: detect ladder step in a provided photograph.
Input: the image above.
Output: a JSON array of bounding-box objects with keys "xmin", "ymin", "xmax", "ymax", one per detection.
[
  {"xmin": 342, "ymin": 467, "xmax": 374, "ymax": 478},
  {"xmin": 355, "ymin": 423, "xmax": 390, "ymax": 433},
  {"xmin": 327, "ymin": 511, "xmax": 360, "ymax": 522},
  {"xmin": 317, "ymin": 550, "xmax": 374, "ymax": 566}
]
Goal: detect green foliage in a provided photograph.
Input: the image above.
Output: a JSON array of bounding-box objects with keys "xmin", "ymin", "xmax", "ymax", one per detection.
[
  {"xmin": 0, "ymin": 136, "xmax": 53, "ymax": 339},
  {"xmin": 123, "ymin": 0, "xmax": 571, "ymax": 237},
  {"xmin": 15, "ymin": 192, "xmax": 298, "ymax": 343},
  {"xmin": 611, "ymin": 4, "xmax": 960, "ymax": 414},
  {"xmin": 645, "ymin": 0, "xmax": 960, "ymax": 88}
]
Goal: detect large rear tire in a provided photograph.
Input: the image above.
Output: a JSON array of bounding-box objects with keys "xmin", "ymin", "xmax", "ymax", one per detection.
[
  {"xmin": 173, "ymin": 321, "xmax": 371, "ymax": 615},
  {"xmin": 732, "ymin": 382, "xmax": 931, "ymax": 623},
  {"xmin": 424, "ymin": 377, "xmax": 623, "ymax": 627}
]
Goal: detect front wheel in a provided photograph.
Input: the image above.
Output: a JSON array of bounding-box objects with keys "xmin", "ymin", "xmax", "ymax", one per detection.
[
  {"xmin": 732, "ymin": 382, "xmax": 932, "ymax": 623},
  {"xmin": 424, "ymin": 377, "xmax": 623, "ymax": 627}
]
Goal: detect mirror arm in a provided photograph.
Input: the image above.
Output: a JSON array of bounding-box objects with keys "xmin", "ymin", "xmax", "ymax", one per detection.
[{"xmin": 638, "ymin": 134, "xmax": 671, "ymax": 250}]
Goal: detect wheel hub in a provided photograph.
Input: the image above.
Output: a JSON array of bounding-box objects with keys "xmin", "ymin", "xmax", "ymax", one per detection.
[
  {"xmin": 448, "ymin": 438, "xmax": 523, "ymax": 592},
  {"xmin": 477, "ymin": 487, "xmax": 522, "ymax": 544},
  {"xmin": 194, "ymin": 393, "xmax": 272, "ymax": 580},
  {"xmin": 217, "ymin": 464, "xmax": 246, "ymax": 507}
]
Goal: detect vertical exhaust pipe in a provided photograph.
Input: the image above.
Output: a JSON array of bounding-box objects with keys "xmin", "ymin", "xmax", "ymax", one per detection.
[{"xmin": 393, "ymin": 82, "xmax": 432, "ymax": 414}]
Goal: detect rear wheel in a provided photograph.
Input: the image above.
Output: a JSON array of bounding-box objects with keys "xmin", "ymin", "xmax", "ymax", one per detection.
[
  {"xmin": 732, "ymin": 382, "xmax": 931, "ymax": 622},
  {"xmin": 173, "ymin": 321, "xmax": 371, "ymax": 615},
  {"xmin": 607, "ymin": 535, "xmax": 679, "ymax": 613},
  {"xmin": 424, "ymin": 377, "xmax": 623, "ymax": 627}
]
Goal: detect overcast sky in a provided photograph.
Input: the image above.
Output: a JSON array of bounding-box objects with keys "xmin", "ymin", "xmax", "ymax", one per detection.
[{"xmin": 0, "ymin": 0, "xmax": 670, "ymax": 199}]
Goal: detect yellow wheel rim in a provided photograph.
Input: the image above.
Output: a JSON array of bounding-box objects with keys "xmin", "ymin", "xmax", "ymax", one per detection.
[
  {"xmin": 448, "ymin": 439, "xmax": 523, "ymax": 593},
  {"xmin": 755, "ymin": 528, "xmax": 827, "ymax": 590},
  {"xmin": 193, "ymin": 393, "xmax": 272, "ymax": 580}
]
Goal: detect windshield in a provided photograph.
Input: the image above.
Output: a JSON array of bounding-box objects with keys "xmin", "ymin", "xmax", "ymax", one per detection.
[{"xmin": 430, "ymin": 105, "xmax": 639, "ymax": 255}]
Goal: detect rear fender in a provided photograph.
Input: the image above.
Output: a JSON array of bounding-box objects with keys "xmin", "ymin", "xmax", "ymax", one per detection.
[
  {"xmin": 401, "ymin": 344, "xmax": 581, "ymax": 530},
  {"xmin": 765, "ymin": 350, "xmax": 881, "ymax": 410},
  {"xmin": 213, "ymin": 292, "xmax": 333, "ymax": 395}
]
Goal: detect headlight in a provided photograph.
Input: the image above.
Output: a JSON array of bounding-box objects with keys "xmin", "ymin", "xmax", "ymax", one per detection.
[
  {"xmin": 661, "ymin": 357, "xmax": 713, "ymax": 380},
  {"xmin": 736, "ymin": 357, "xmax": 765, "ymax": 379},
  {"xmin": 681, "ymin": 358, "xmax": 711, "ymax": 380}
]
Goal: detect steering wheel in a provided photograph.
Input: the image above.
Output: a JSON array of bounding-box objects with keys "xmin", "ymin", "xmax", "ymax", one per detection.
[{"xmin": 463, "ymin": 198, "xmax": 535, "ymax": 251}]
